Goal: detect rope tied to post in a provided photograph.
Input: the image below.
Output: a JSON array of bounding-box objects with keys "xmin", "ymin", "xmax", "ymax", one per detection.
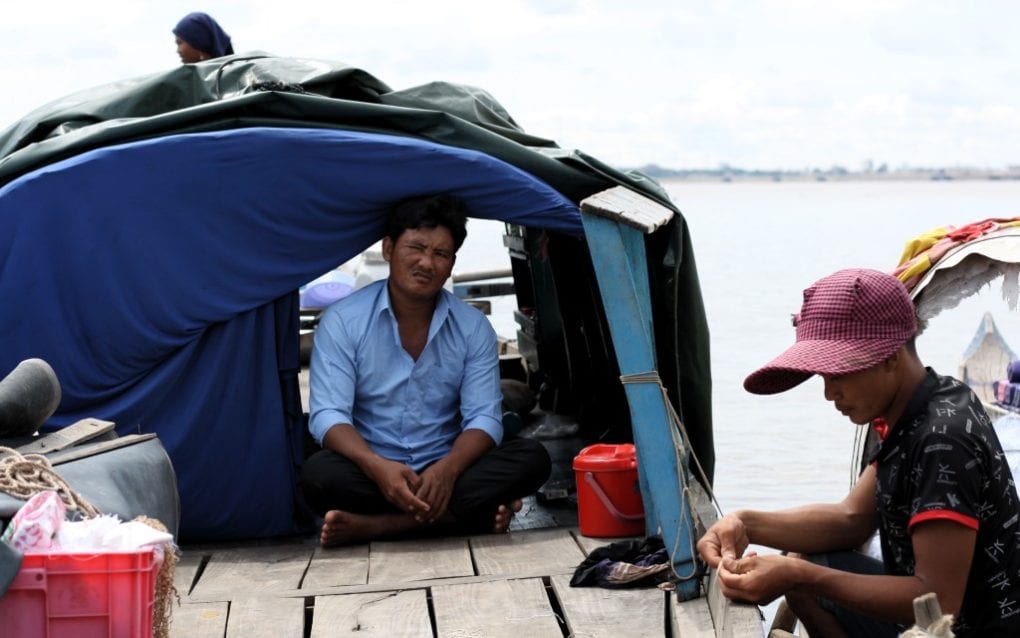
[{"xmin": 618, "ymin": 370, "xmax": 721, "ymax": 582}]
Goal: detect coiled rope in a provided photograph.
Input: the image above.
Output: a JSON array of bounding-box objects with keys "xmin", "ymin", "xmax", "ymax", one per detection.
[{"xmin": 0, "ymin": 446, "xmax": 99, "ymax": 517}]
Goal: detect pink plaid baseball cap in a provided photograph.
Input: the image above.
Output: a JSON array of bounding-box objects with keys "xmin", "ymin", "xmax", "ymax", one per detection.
[{"xmin": 743, "ymin": 268, "xmax": 917, "ymax": 395}]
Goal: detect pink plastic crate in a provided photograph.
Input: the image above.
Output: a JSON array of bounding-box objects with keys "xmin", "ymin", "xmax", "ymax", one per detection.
[{"xmin": 0, "ymin": 549, "xmax": 159, "ymax": 638}]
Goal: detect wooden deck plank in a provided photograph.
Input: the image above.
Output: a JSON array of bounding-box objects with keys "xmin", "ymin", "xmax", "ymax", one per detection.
[
  {"xmin": 302, "ymin": 544, "xmax": 370, "ymax": 589},
  {"xmin": 432, "ymin": 577, "xmax": 561, "ymax": 637},
  {"xmin": 171, "ymin": 529, "xmax": 744, "ymax": 635},
  {"xmin": 367, "ymin": 536, "xmax": 473, "ymax": 584},
  {"xmin": 170, "ymin": 602, "xmax": 228, "ymax": 638},
  {"xmin": 225, "ymin": 596, "xmax": 305, "ymax": 638},
  {"xmin": 16, "ymin": 417, "xmax": 115, "ymax": 454},
  {"xmin": 189, "ymin": 544, "xmax": 313, "ymax": 600},
  {"xmin": 573, "ymin": 531, "xmax": 642, "ymax": 556},
  {"xmin": 707, "ymin": 570, "xmax": 765, "ymax": 637},
  {"xmin": 671, "ymin": 593, "xmax": 716, "ymax": 638},
  {"xmin": 471, "ymin": 528, "xmax": 584, "ymax": 577},
  {"xmin": 575, "ymin": 532, "xmax": 608, "ymax": 556},
  {"xmin": 310, "ymin": 590, "xmax": 430, "ymax": 637},
  {"xmin": 173, "ymin": 549, "xmax": 207, "ymax": 597},
  {"xmin": 549, "ymin": 573, "xmax": 665, "ymax": 637}
]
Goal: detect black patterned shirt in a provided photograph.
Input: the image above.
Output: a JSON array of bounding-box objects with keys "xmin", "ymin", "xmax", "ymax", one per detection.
[{"xmin": 870, "ymin": 369, "xmax": 1020, "ymax": 636}]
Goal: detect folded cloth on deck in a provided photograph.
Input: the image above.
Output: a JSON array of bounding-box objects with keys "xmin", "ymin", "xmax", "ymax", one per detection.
[{"xmin": 570, "ymin": 536, "xmax": 673, "ymax": 589}]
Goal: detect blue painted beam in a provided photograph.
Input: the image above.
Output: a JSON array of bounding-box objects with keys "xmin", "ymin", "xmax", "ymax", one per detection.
[{"xmin": 581, "ymin": 213, "xmax": 702, "ymax": 600}]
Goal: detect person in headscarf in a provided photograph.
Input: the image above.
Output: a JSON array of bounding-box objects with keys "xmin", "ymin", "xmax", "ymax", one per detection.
[{"xmin": 173, "ymin": 12, "xmax": 234, "ymax": 63}]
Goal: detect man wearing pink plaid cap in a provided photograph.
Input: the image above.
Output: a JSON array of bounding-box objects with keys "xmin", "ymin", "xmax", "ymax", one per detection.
[{"xmin": 697, "ymin": 268, "xmax": 1020, "ymax": 637}]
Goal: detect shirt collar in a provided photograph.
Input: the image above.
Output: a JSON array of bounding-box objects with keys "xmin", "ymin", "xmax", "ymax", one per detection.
[
  {"xmin": 375, "ymin": 278, "xmax": 452, "ymax": 340},
  {"xmin": 867, "ymin": 367, "xmax": 939, "ymax": 464}
]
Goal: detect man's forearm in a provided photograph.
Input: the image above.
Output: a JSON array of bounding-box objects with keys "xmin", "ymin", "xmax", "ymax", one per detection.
[
  {"xmin": 738, "ymin": 467, "xmax": 878, "ymax": 554},
  {"xmin": 737, "ymin": 504, "xmax": 875, "ymax": 554},
  {"xmin": 322, "ymin": 423, "xmax": 384, "ymax": 475},
  {"xmin": 434, "ymin": 429, "xmax": 495, "ymax": 476},
  {"xmin": 794, "ymin": 561, "xmax": 924, "ymax": 624}
]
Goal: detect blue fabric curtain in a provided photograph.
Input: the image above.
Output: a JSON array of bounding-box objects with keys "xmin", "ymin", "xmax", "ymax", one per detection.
[{"xmin": 0, "ymin": 127, "xmax": 581, "ymax": 540}]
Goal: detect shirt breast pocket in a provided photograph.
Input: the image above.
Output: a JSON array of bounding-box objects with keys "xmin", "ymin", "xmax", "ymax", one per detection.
[{"xmin": 427, "ymin": 362, "xmax": 463, "ymax": 406}]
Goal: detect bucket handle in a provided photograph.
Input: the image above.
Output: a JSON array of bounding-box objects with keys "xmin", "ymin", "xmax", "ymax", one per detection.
[{"xmin": 583, "ymin": 471, "xmax": 644, "ymax": 522}]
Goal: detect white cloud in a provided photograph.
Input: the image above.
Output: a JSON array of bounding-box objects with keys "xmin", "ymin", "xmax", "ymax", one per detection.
[{"xmin": 1, "ymin": 0, "xmax": 1019, "ymax": 170}]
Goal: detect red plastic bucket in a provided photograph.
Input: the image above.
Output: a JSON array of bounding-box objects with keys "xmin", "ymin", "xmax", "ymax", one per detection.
[{"xmin": 573, "ymin": 443, "xmax": 645, "ymax": 537}]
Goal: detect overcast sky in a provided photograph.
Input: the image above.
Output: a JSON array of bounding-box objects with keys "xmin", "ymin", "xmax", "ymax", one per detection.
[{"xmin": 2, "ymin": 1, "xmax": 1018, "ymax": 171}]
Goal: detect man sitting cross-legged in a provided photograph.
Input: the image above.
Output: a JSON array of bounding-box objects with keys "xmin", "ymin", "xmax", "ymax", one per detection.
[{"xmin": 300, "ymin": 193, "xmax": 551, "ymax": 546}]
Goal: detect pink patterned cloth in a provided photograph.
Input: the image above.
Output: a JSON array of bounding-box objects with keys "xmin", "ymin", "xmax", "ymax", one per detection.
[{"xmin": 0, "ymin": 490, "xmax": 66, "ymax": 553}]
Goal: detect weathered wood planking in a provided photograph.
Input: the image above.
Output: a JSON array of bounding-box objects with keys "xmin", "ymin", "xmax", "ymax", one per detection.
[
  {"xmin": 16, "ymin": 417, "xmax": 115, "ymax": 454},
  {"xmin": 573, "ymin": 531, "xmax": 643, "ymax": 556},
  {"xmin": 173, "ymin": 549, "xmax": 207, "ymax": 597},
  {"xmin": 432, "ymin": 577, "xmax": 561, "ymax": 637},
  {"xmin": 169, "ymin": 602, "xmax": 228, "ymax": 638},
  {"xmin": 579, "ymin": 185, "xmax": 675, "ymax": 233},
  {"xmin": 671, "ymin": 593, "xmax": 717, "ymax": 638},
  {"xmin": 706, "ymin": 570, "xmax": 765, "ymax": 637},
  {"xmin": 171, "ymin": 529, "xmax": 758, "ymax": 635},
  {"xmin": 471, "ymin": 527, "xmax": 584, "ymax": 577},
  {"xmin": 367, "ymin": 536, "xmax": 473, "ymax": 584},
  {"xmin": 303, "ymin": 544, "xmax": 370, "ymax": 589},
  {"xmin": 225, "ymin": 596, "xmax": 306, "ymax": 638},
  {"xmin": 549, "ymin": 573, "xmax": 665, "ymax": 637},
  {"xmin": 310, "ymin": 590, "xmax": 430, "ymax": 637},
  {"xmin": 189, "ymin": 544, "xmax": 313, "ymax": 600}
]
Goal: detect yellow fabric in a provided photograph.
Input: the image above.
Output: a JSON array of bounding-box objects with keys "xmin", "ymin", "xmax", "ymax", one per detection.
[
  {"xmin": 897, "ymin": 226, "xmax": 951, "ymax": 267},
  {"xmin": 895, "ymin": 254, "xmax": 933, "ymax": 286},
  {"xmin": 894, "ymin": 218, "xmax": 1020, "ymax": 287},
  {"xmin": 894, "ymin": 226, "xmax": 949, "ymax": 286}
]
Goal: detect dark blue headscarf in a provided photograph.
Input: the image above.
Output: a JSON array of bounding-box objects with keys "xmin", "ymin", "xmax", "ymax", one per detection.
[{"xmin": 173, "ymin": 12, "xmax": 234, "ymax": 58}]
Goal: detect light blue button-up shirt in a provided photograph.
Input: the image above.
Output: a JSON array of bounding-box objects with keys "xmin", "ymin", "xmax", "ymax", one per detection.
[{"xmin": 308, "ymin": 279, "xmax": 503, "ymax": 471}]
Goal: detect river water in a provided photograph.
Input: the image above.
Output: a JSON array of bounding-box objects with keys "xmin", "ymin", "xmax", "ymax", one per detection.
[
  {"xmin": 457, "ymin": 178, "xmax": 1020, "ymax": 516},
  {"xmin": 672, "ymin": 178, "xmax": 1020, "ymax": 515}
]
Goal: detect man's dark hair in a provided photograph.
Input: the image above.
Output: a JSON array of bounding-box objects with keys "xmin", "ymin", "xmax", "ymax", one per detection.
[{"xmin": 385, "ymin": 194, "xmax": 469, "ymax": 251}]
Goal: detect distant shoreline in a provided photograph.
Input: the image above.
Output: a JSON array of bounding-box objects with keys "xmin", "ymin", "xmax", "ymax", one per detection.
[{"xmin": 635, "ymin": 166, "xmax": 1020, "ymax": 184}]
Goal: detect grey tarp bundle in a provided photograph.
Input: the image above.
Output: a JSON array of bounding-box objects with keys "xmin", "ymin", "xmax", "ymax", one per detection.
[{"xmin": 0, "ymin": 437, "xmax": 181, "ymax": 538}]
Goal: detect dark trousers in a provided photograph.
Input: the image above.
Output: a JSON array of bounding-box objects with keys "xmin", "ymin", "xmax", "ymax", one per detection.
[
  {"xmin": 299, "ymin": 437, "xmax": 551, "ymax": 534},
  {"xmin": 808, "ymin": 551, "xmax": 900, "ymax": 637}
]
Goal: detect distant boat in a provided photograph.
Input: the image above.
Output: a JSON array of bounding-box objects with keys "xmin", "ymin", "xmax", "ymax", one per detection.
[
  {"xmin": 897, "ymin": 218, "xmax": 1020, "ymax": 418},
  {"xmin": 959, "ymin": 312, "xmax": 1017, "ymax": 416}
]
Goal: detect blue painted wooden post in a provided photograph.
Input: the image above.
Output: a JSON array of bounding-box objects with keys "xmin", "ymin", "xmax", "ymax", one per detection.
[{"xmin": 581, "ymin": 213, "xmax": 702, "ymax": 600}]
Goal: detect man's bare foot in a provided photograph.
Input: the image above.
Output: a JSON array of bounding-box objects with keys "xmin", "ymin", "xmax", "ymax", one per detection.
[
  {"xmin": 493, "ymin": 499, "xmax": 524, "ymax": 533},
  {"xmin": 320, "ymin": 509, "xmax": 420, "ymax": 547}
]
